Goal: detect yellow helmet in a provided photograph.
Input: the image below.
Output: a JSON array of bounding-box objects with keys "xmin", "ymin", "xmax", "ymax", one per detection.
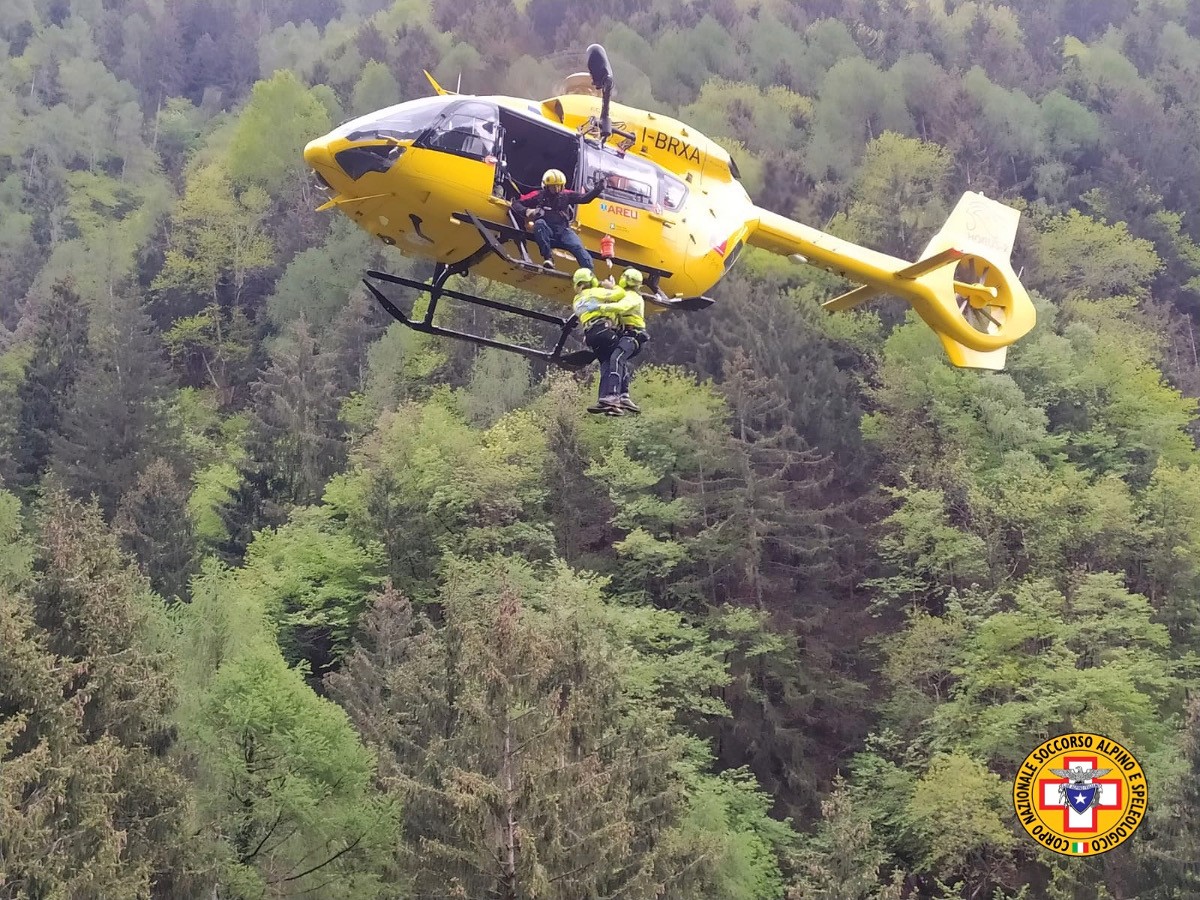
[
  {"xmin": 542, "ymin": 168, "xmax": 567, "ymax": 190},
  {"xmin": 619, "ymin": 267, "xmax": 644, "ymax": 289},
  {"xmin": 572, "ymin": 267, "xmax": 597, "ymax": 288}
]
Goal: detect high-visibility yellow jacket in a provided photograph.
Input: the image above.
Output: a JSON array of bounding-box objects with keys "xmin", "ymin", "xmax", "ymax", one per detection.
[
  {"xmin": 573, "ymin": 285, "xmax": 628, "ymax": 327},
  {"xmin": 617, "ymin": 288, "xmax": 645, "ymax": 330}
]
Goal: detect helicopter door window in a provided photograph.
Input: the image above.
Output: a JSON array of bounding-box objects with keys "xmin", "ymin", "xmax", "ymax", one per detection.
[{"xmin": 584, "ymin": 146, "xmax": 659, "ymax": 209}]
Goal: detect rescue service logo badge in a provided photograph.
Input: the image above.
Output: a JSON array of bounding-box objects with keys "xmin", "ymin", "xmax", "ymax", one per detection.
[{"xmin": 1013, "ymin": 733, "xmax": 1147, "ymax": 856}]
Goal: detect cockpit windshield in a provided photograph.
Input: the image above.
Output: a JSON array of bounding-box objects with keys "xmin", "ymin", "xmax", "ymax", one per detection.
[
  {"xmin": 331, "ymin": 96, "xmax": 454, "ymax": 143},
  {"xmin": 583, "ymin": 144, "xmax": 688, "ymax": 211}
]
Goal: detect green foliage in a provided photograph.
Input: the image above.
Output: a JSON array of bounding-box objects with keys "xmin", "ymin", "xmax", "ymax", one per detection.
[
  {"xmin": 326, "ymin": 392, "xmax": 553, "ymax": 597},
  {"xmin": 266, "ymin": 217, "xmax": 380, "ymax": 330},
  {"xmin": 805, "ymin": 57, "xmax": 913, "ymax": 181},
  {"xmin": 52, "ymin": 293, "xmax": 182, "ymax": 516},
  {"xmin": 154, "ymin": 97, "xmax": 205, "ymax": 174},
  {"xmin": 1131, "ymin": 698, "xmax": 1200, "ymax": 897},
  {"xmin": 681, "ymin": 80, "xmax": 812, "ymax": 156},
  {"xmin": 1017, "ymin": 298, "xmax": 1197, "ymax": 479},
  {"xmin": 829, "ymin": 132, "xmax": 952, "ymax": 257},
  {"xmin": 1139, "ymin": 463, "xmax": 1200, "ymax": 640},
  {"xmin": 350, "ymin": 59, "xmax": 401, "ymax": 116},
  {"xmin": 328, "ymin": 557, "xmax": 789, "ymax": 899},
  {"xmin": 670, "ymin": 761, "xmax": 795, "ymax": 900},
  {"xmin": 641, "ymin": 16, "xmax": 744, "ymax": 107},
  {"xmin": 9, "ymin": 280, "xmax": 91, "ymax": 494},
  {"xmin": 788, "ymin": 775, "xmax": 905, "ymax": 900},
  {"xmin": 1062, "ymin": 35, "xmax": 1152, "ymax": 105},
  {"xmin": 1039, "ymin": 91, "xmax": 1101, "ymax": 159},
  {"xmin": 30, "ymin": 170, "xmax": 171, "ymax": 303},
  {"xmin": 246, "ymin": 317, "xmax": 347, "ymax": 506},
  {"xmin": 240, "ymin": 506, "xmax": 384, "ymax": 672},
  {"xmin": 176, "ymin": 564, "xmax": 396, "ymax": 898},
  {"xmin": 962, "ymin": 67, "xmax": 1045, "ymax": 188},
  {"xmin": 862, "ymin": 319, "xmax": 1056, "ymax": 483},
  {"xmin": 190, "ymin": 461, "xmax": 242, "ymax": 545},
  {"xmin": 345, "ymin": 319, "xmax": 448, "ymax": 422},
  {"xmin": 0, "ymin": 490, "xmax": 31, "ymax": 589},
  {"xmin": 1029, "ymin": 210, "xmax": 1161, "ymax": 300},
  {"xmin": 163, "ymin": 304, "xmax": 256, "ymax": 400},
  {"xmin": 259, "ymin": 21, "xmax": 325, "ymax": 84},
  {"xmin": 881, "ymin": 574, "xmax": 1180, "ymax": 767},
  {"xmin": 169, "ymin": 388, "xmax": 251, "ymax": 549},
  {"xmin": 906, "ymin": 752, "xmax": 1014, "ymax": 872},
  {"xmin": 9, "ymin": 2, "xmax": 1200, "ymax": 896},
  {"xmin": 461, "ymin": 346, "xmax": 532, "ymax": 426},
  {"xmin": 227, "ymin": 70, "xmax": 332, "ymax": 196},
  {"xmin": 152, "ymin": 162, "xmax": 275, "ymax": 307},
  {"xmin": 865, "ymin": 484, "xmax": 991, "ymax": 604},
  {"xmin": 1, "ymin": 490, "xmax": 202, "ymax": 897},
  {"xmin": 114, "ymin": 457, "xmax": 198, "ymax": 601}
]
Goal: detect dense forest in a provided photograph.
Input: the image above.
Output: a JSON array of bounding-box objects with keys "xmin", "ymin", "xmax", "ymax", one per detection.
[{"xmin": 3, "ymin": 0, "xmax": 1200, "ymax": 896}]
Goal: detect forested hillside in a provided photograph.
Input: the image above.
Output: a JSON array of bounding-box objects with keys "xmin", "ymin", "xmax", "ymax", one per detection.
[{"xmin": 2, "ymin": 0, "xmax": 1200, "ymax": 897}]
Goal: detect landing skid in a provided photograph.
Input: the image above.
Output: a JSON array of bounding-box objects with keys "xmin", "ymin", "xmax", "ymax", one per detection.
[
  {"xmin": 363, "ymin": 269, "xmax": 595, "ymax": 369},
  {"xmin": 361, "ymin": 209, "xmax": 714, "ymax": 369}
]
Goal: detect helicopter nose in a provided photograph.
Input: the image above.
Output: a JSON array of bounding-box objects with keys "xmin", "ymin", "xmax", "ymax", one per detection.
[{"xmin": 303, "ymin": 137, "xmax": 335, "ymax": 171}]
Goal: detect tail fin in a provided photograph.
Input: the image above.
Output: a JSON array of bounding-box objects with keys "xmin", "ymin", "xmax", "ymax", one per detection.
[{"xmin": 820, "ymin": 192, "xmax": 1036, "ymax": 370}]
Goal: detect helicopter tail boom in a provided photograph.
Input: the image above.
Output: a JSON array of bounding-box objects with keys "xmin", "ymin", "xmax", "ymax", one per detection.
[{"xmin": 749, "ymin": 192, "xmax": 1036, "ymax": 370}]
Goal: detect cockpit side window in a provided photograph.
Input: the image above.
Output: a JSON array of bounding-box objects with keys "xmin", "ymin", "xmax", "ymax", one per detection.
[
  {"xmin": 419, "ymin": 101, "xmax": 500, "ymax": 161},
  {"xmin": 659, "ymin": 172, "xmax": 688, "ymax": 211},
  {"xmin": 334, "ymin": 96, "xmax": 452, "ymax": 143}
]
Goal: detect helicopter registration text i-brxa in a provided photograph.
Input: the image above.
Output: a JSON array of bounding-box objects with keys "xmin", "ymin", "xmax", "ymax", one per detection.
[{"xmin": 303, "ymin": 44, "xmax": 1036, "ymax": 370}]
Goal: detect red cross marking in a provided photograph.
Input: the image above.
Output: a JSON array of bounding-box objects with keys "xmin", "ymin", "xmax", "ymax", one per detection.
[{"xmin": 1037, "ymin": 755, "xmax": 1123, "ymax": 833}]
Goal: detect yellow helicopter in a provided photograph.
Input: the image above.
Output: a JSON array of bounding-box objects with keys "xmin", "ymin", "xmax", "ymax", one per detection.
[{"xmin": 302, "ymin": 45, "xmax": 1035, "ymax": 370}]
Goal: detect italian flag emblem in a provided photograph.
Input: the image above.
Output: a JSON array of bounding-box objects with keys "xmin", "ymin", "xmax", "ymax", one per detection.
[{"xmin": 1071, "ymin": 841, "xmax": 1090, "ymax": 854}]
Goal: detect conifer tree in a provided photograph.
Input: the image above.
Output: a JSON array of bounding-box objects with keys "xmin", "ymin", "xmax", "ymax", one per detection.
[
  {"xmin": 114, "ymin": 457, "xmax": 198, "ymax": 601},
  {"xmin": 695, "ymin": 352, "xmax": 866, "ymax": 817},
  {"xmin": 327, "ymin": 561, "xmax": 692, "ymax": 899},
  {"xmin": 788, "ymin": 775, "xmax": 904, "ymax": 900},
  {"xmin": 52, "ymin": 293, "xmax": 181, "ymax": 516},
  {"xmin": 327, "ymin": 287, "xmax": 388, "ymax": 396},
  {"xmin": 1, "ymin": 489, "xmax": 203, "ymax": 897},
  {"xmin": 10, "ymin": 279, "xmax": 90, "ymax": 493},
  {"xmin": 245, "ymin": 317, "xmax": 345, "ymax": 508}
]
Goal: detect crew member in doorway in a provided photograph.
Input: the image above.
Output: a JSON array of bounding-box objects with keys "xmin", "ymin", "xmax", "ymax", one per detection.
[{"xmin": 513, "ymin": 168, "xmax": 611, "ymax": 271}]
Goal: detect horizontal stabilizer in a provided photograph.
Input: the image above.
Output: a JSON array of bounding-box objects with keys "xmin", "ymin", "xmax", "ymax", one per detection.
[
  {"xmin": 895, "ymin": 248, "xmax": 965, "ymax": 280},
  {"xmin": 823, "ymin": 283, "xmax": 882, "ymax": 312}
]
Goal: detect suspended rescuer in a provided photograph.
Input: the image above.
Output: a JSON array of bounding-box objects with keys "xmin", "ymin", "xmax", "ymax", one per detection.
[
  {"xmin": 513, "ymin": 168, "xmax": 612, "ymax": 271},
  {"xmin": 614, "ymin": 267, "xmax": 648, "ymax": 413},
  {"xmin": 571, "ymin": 267, "xmax": 645, "ymax": 416}
]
